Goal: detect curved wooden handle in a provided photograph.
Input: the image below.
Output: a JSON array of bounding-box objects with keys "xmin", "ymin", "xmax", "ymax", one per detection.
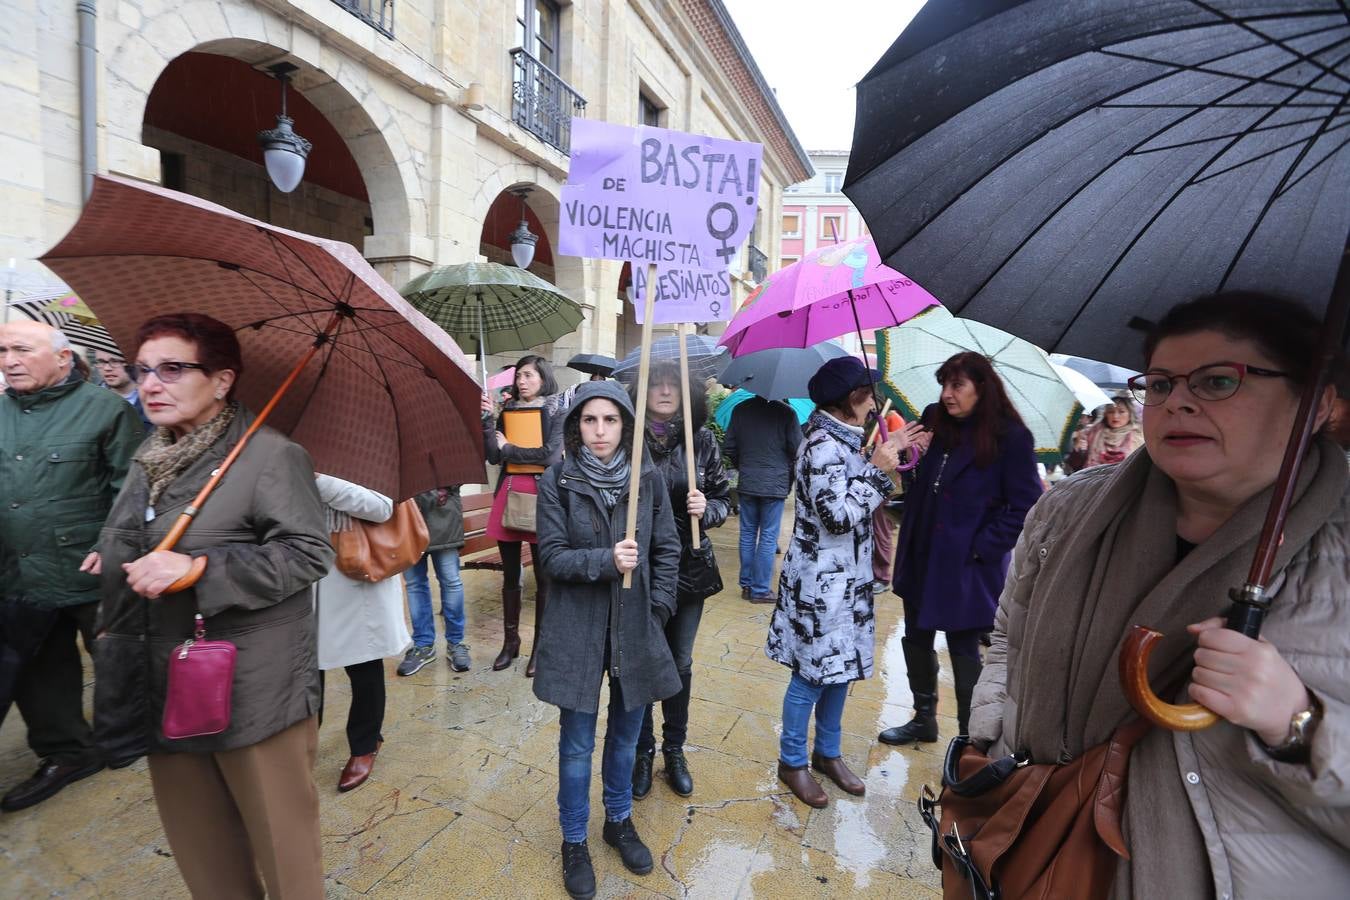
[
  {"xmin": 1119, "ymin": 625, "xmax": 1219, "ymax": 731},
  {"xmin": 162, "ymin": 555, "xmax": 207, "ymax": 595}
]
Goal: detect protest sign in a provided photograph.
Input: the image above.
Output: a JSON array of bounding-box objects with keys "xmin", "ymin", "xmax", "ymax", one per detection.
[
  {"xmin": 627, "ymin": 261, "xmax": 733, "ymax": 324},
  {"xmin": 561, "ymin": 119, "xmax": 763, "ymax": 323}
]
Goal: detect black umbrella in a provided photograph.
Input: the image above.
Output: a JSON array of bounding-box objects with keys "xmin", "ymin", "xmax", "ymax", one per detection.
[
  {"xmin": 613, "ymin": 334, "xmax": 729, "ymax": 385},
  {"xmin": 846, "ymin": 0, "xmax": 1349, "ymax": 370},
  {"xmin": 847, "ymin": 1, "xmax": 1349, "ymax": 734},
  {"xmin": 719, "ymin": 343, "xmax": 851, "ymax": 400},
  {"xmin": 566, "ymin": 353, "xmax": 618, "ymax": 378}
]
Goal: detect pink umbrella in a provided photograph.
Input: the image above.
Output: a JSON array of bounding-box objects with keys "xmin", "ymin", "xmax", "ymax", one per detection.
[
  {"xmin": 719, "ymin": 236, "xmax": 940, "ymax": 356},
  {"xmin": 487, "ymin": 366, "xmax": 516, "ymax": 390}
]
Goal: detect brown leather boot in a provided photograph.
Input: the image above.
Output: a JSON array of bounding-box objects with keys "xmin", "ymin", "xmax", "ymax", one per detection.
[
  {"xmin": 777, "ymin": 760, "xmax": 828, "ymax": 808},
  {"xmin": 811, "ymin": 752, "xmax": 866, "ymax": 796},
  {"xmin": 493, "ymin": 587, "xmax": 522, "ymax": 671},
  {"xmin": 525, "ymin": 560, "xmax": 547, "ymax": 678},
  {"xmin": 338, "ymin": 741, "xmax": 382, "ymax": 792}
]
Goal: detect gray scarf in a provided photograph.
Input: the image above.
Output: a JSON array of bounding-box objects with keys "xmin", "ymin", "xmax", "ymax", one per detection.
[
  {"xmin": 1009, "ymin": 436, "xmax": 1345, "ymax": 897},
  {"xmin": 576, "ymin": 446, "xmax": 630, "ymax": 509}
]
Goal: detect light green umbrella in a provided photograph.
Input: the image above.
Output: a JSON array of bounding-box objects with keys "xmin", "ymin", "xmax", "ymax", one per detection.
[
  {"xmin": 400, "ymin": 262, "xmax": 584, "ymax": 384},
  {"xmin": 877, "ymin": 305, "xmax": 1081, "ymax": 464}
]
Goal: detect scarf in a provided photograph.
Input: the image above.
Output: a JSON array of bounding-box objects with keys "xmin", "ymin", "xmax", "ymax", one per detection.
[
  {"xmin": 1084, "ymin": 420, "xmax": 1143, "ymax": 468},
  {"xmin": 1008, "ymin": 436, "xmax": 1345, "ymax": 897},
  {"xmin": 134, "ymin": 402, "xmax": 238, "ymax": 506},
  {"xmin": 576, "ymin": 446, "xmax": 631, "ymax": 509}
]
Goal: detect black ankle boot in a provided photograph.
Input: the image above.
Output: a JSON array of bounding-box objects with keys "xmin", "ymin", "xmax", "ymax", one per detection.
[
  {"xmin": 632, "ymin": 752, "xmax": 654, "ymax": 800},
  {"xmin": 952, "ymin": 653, "xmax": 984, "ymax": 736},
  {"xmin": 561, "ymin": 840, "xmax": 596, "ymax": 899},
  {"xmin": 878, "ymin": 637, "xmax": 940, "ymax": 745},
  {"xmin": 663, "ymin": 749, "xmax": 693, "ymax": 796},
  {"xmin": 602, "ymin": 816, "xmax": 653, "ymax": 874}
]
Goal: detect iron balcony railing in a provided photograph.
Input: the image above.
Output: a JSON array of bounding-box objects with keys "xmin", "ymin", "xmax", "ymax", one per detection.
[
  {"xmin": 748, "ymin": 245, "xmax": 768, "ymax": 284},
  {"xmin": 331, "ymin": 0, "xmax": 394, "ymax": 37},
  {"xmin": 510, "ymin": 47, "xmax": 587, "ymax": 154}
]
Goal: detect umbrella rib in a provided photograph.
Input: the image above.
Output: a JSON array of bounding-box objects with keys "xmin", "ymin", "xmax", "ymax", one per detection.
[
  {"xmin": 345, "ymin": 313, "xmax": 407, "ymax": 486},
  {"xmin": 1098, "ymin": 39, "xmax": 1350, "ymax": 99},
  {"xmin": 1186, "ymin": 0, "xmax": 1345, "ymax": 82},
  {"xmin": 1126, "ymin": 110, "xmax": 1347, "ymax": 155},
  {"xmin": 264, "ymin": 232, "xmax": 344, "ymax": 320},
  {"xmin": 1277, "ymin": 129, "xmax": 1350, "ymax": 195},
  {"xmin": 1190, "ymin": 115, "xmax": 1350, "ymax": 184},
  {"xmin": 259, "ymin": 234, "xmax": 333, "ymax": 335}
]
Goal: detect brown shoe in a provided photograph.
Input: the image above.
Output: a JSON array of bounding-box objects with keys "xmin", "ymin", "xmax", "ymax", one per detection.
[
  {"xmin": 777, "ymin": 760, "xmax": 827, "ymax": 808},
  {"xmin": 749, "ymin": 593, "xmax": 777, "ymax": 604},
  {"xmin": 338, "ymin": 741, "xmax": 382, "ymax": 793},
  {"xmin": 740, "ymin": 587, "xmax": 751, "ymax": 600},
  {"xmin": 811, "ymin": 752, "xmax": 865, "ymax": 796}
]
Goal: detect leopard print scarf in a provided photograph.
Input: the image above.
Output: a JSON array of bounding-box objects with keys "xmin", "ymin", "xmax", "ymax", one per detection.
[{"xmin": 134, "ymin": 402, "xmax": 238, "ymax": 505}]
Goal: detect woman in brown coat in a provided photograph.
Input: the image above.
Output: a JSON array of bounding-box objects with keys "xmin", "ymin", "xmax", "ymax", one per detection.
[{"xmin": 90, "ymin": 314, "xmax": 333, "ymax": 899}]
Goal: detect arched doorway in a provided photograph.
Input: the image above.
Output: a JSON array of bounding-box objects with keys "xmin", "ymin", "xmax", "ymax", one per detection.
[{"xmin": 142, "ymin": 51, "xmax": 372, "ymax": 249}]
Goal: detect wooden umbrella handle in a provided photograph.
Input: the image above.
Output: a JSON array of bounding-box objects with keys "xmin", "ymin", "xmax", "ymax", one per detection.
[{"xmin": 1118, "ymin": 625, "xmax": 1219, "ymax": 731}]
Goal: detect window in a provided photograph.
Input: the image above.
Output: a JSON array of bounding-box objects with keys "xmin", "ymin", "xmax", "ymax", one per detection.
[
  {"xmin": 823, "ymin": 171, "xmax": 843, "ymax": 192},
  {"xmin": 516, "ymin": 0, "xmax": 560, "ymax": 70},
  {"xmin": 779, "ymin": 256, "xmax": 799, "ymax": 270},
  {"xmin": 639, "ymin": 91, "xmax": 663, "ymax": 127},
  {"xmin": 781, "ymin": 212, "xmax": 800, "ymax": 237},
  {"xmin": 820, "ymin": 214, "xmax": 843, "ymax": 242}
]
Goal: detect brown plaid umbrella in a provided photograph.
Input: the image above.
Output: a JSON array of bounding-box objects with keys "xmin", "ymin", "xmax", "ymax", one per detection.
[{"xmin": 41, "ymin": 176, "xmax": 486, "ymax": 502}]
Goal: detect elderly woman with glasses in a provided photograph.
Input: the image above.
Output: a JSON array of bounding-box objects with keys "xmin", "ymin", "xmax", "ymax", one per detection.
[{"xmin": 967, "ymin": 292, "xmax": 1350, "ymax": 897}]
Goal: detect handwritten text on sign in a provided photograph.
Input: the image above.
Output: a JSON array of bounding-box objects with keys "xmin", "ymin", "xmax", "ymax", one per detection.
[
  {"xmin": 560, "ymin": 120, "xmax": 763, "ymax": 274},
  {"xmin": 628, "ymin": 263, "xmax": 733, "ymax": 325}
]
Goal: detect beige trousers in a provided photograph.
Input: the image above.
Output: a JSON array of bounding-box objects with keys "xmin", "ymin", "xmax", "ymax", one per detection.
[{"xmin": 148, "ymin": 717, "xmax": 323, "ymax": 900}]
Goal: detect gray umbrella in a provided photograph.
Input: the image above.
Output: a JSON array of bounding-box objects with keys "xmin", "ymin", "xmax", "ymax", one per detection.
[
  {"xmin": 613, "ymin": 334, "xmax": 728, "ymax": 385},
  {"xmin": 719, "ymin": 343, "xmax": 851, "ymax": 400}
]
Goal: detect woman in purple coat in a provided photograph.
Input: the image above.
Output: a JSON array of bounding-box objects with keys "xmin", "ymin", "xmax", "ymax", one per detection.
[{"xmin": 879, "ymin": 352, "xmax": 1042, "ymax": 746}]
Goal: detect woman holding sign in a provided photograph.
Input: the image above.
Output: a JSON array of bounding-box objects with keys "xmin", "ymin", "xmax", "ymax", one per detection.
[
  {"xmin": 480, "ymin": 354, "xmax": 563, "ymax": 677},
  {"xmin": 623, "ymin": 361, "xmax": 730, "ymax": 801}
]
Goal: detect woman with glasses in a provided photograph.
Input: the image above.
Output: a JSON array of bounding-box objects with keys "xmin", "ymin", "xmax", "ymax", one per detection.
[
  {"xmin": 91, "ymin": 313, "xmax": 333, "ymax": 898},
  {"xmin": 879, "ymin": 352, "xmax": 1043, "ymax": 748},
  {"xmin": 968, "ymin": 293, "xmax": 1350, "ymax": 897}
]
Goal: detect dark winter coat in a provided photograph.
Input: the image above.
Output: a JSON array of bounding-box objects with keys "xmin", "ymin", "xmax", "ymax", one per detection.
[
  {"xmin": 1, "ymin": 374, "xmax": 144, "ymax": 608},
  {"xmin": 532, "ymin": 381, "xmax": 681, "ymax": 715},
  {"xmin": 892, "ymin": 404, "xmax": 1042, "ymax": 632},
  {"xmin": 414, "ymin": 486, "xmax": 465, "ymax": 551},
  {"xmin": 647, "ymin": 424, "xmax": 730, "ymax": 603},
  {"xmin": 92, "ymin": 408, "xmax": 334, "ymax": 758},
  {"xmin": 724, "ymin": 395, "xmax": 803, "ymax": 498}
]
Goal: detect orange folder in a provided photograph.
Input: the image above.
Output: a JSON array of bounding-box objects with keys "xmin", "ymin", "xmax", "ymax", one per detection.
[{"xmin": 502, "ymin": 408, "xmax": 546, "ymax": 474}]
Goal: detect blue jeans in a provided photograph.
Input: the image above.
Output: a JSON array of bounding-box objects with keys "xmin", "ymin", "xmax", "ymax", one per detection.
[
  {"xmin": 557, "ymin": 679, "xmax": 645, "ymax": 844},
  {"xmin": 404, "ymin": 548, "xmax": 465, "ymax": 647},
  {"xmin": 738, "ymin": 495, "xmax": 785, "ymax": 596},
  {"xmin": 779, "ymin": 672, "xmax": 848, "ymax": 767}
]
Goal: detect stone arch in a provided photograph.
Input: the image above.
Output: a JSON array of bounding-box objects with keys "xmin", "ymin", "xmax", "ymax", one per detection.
[{"xmin": 102, "ymin": 0, "xmax": 423, "ymax": 240}]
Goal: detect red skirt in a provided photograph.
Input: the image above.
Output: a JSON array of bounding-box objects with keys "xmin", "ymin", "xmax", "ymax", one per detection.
[{"xmin": 486, "ymin": 473, "xmax": 539, "ymax": 543}]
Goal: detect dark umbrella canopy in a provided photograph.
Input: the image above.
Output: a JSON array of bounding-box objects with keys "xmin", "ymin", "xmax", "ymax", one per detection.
[
  {"xmin": 567, "ymin": 353, "xmax": 618, "ymax": 377},
  {"xmin": 613, "ymin": 334, "xmax": 729, "ymax": 385},
  {"xmin": 846, "ymin": 0, "xmax": 1350, "ymax": 368},
  {"xmin": 719, "ymin": 343, "xmax": 851, "ymax": 400}
]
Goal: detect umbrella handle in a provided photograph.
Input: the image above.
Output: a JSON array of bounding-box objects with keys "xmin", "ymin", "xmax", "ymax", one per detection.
[{"xmin": 1118, "ymin": 625, "xmax": 1219, "ymax": 731}]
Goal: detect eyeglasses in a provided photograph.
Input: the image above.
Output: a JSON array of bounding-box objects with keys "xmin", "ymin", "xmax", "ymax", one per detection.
[
  {"xmin": 1127, "ymin": 362, "xmax": 1288, "ymax": 407},
  {"xmin": 127, "ymin": 361, "xmax": 209, "ymax": 384},
  {"xmin": 93, "ymin": 358, "xmax": 126, "ymax": 369}
]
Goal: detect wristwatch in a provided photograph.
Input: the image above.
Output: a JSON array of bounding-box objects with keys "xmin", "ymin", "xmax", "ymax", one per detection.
[{"xmin": 1261, "ymin": 694, "xmax": 1323, "ymax": 763}]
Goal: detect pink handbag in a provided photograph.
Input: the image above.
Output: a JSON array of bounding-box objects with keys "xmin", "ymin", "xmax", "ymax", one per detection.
[{"xmin": 162, "ymin": 613, "xmax": 237, "ymax": 740}]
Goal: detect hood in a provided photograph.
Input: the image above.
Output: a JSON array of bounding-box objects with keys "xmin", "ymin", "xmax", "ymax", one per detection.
[{"xmin": 565, "ymin": 380, "xmax": 636, "ymax": 428}]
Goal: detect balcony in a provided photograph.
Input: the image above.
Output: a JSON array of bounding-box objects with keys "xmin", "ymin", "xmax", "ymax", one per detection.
[
  {"xmin": 748, "ymin": 245, "xmax": 768, "ymax": 284},
  {"xmin": 331, "ymin": 0, "xmax": 394, "ymax": 37},
  {"xmin": 511, "ymin": 48, "xmax": 587, "ymax": 155}
]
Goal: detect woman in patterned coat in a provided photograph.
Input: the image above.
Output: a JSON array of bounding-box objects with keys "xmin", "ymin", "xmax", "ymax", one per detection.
[{"xmin": 765, "ymin": 357, "xmax": 915, "ymax": 808}]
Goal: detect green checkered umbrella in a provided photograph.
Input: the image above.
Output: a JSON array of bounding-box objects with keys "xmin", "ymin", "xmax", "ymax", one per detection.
[
  {"xmin": 877, "ymin": 305, "xmax": 1080, "ymax": 465},
  {"xmin": 400, "ymin": 262, "xmax": 584, "ymax": 383}
]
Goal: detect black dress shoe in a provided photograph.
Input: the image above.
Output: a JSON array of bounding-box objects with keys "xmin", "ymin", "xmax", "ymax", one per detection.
[
  {"xmin": 602, "ymin": 816, "xmax": 653, "ymax": 875},
  {"xmin": 1, "ymin": 758, "xmax": 105, "ymax": 812},
  {"xmin": 561, "ymin": 840, "xmax": 596, "ymax": 899},
  {"xmin": 632, "ymin": 752, "xmax": 654, "ymax": 800},
  {"xmin": 663, "ymin": 749, "xmax": 693, "ymax": 796}
]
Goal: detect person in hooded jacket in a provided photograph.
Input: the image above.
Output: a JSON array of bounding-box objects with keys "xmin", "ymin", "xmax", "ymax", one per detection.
[
  {"xmin": 533, "ymin": 381, "xmax": 681, "ymax": 900},
  {"xmin": 622, "ymin": 362, "xmax": 730, "ymax": 801}
]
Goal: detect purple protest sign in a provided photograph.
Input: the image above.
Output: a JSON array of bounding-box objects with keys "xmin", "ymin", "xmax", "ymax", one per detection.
[
  {"xmin": 560, "ymin": 119, "xmax": 763, "ymax": 290},
  {"xmin": 627, "ymin": 263, "xmax": 734, "ymax": 324}
]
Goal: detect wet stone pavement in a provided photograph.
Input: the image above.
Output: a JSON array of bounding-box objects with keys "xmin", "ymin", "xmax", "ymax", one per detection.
[{"xmin": 0, "ymin": 511, "xmax": 957, "ymax": 898}]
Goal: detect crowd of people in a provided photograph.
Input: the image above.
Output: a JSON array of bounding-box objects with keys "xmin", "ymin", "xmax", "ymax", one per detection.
[{"xmin": 1, "ymin": 288, "xmax": 1347, "ymax": 899}]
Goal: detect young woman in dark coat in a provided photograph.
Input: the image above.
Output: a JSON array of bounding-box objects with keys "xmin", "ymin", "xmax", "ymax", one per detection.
[
  {"xmin": 880, "ymin": 352, "xmax": 1043, "ymax": 746},
  {"xmin": 533, "ymin": 380, "xmax": 681, "ymax": 899},
  {"xmin": 622, "ymin": 362, "xmax": 730, "ymax": 801}
]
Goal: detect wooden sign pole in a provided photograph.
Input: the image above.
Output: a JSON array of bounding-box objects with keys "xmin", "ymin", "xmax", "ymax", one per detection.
[
  {"xmin": 622, "ymin": 262, "xmax": 659, "ymax": 588},
  {"xmin": 677, "ymin": 322, "xmax": 701, "ymax": 547},
  {"xmin": 864, "ymin": 397, "xmax": 893, "ymax": 450}
]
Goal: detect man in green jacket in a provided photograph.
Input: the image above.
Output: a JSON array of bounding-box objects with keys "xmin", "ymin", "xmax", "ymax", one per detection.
[{"xmin": 0, "ymin": 320, "xmax": 144, "ymax": 812}]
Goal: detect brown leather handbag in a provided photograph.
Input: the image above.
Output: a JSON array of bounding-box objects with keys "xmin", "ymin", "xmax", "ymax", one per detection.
[
  {"xmin": 332, "ymin": 499, "xmax": 429, "ymax": 582},
  {"xmin": 918, "ymin": 718, "xmax": 1150, "ymax": 900}
]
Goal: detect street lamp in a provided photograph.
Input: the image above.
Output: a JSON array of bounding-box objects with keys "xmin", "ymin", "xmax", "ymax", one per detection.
[
  {"xmin": 257, "ymin": 63, "xmax": 311, "ymax": 194},
  {"xmin": 508, "ymin": 188, "xmax": 537, "ymax": 269}
]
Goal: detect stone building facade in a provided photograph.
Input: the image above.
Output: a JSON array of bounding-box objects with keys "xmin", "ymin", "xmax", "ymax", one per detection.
[{"xmin": 2, "ymin": 0, "xmax": 811, "ymax": 369}]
